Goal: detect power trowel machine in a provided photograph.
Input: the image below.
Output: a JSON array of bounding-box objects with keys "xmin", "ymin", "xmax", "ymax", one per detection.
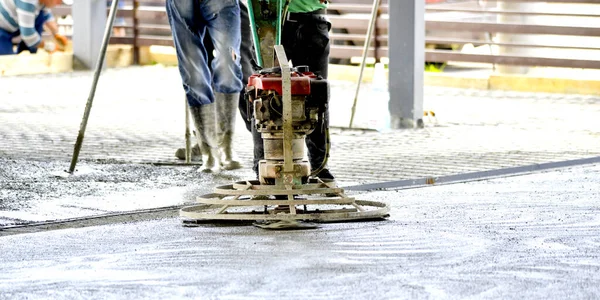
[{"xmin": 180, "ymin": 0, "xmax": 390, "ymax": 229}]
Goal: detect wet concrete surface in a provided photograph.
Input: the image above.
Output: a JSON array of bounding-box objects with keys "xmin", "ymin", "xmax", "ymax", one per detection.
[
  {"xmin": 0, "ymin": 157, "xmax": 258, "ymax": 226},
  {"xmin": 1, "ymin": 66, "xmax": 600, "ymax": 298},
  {"xmin": 2, "ymin": 66, "xmax": 600, "ymax": 229},
  {"xmin": 2, "ymin": 66, "xmax": 600, "ymax": 183},
  {"xmin": 1, "ymin": 164, "xmax": 599, "ymax": 299}
]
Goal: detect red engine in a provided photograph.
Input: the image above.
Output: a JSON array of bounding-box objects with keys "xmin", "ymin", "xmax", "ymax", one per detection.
[
  {"xmin": 247, "ymin": 69, "xmax": 317, "ymax": 97},
  {"xmin": 244, "ymin": 66, "xmax": 329, "ymax": 184},
  {"xmin": 245, "ymin": 66, "xmax": 328, "ymax": 127}
]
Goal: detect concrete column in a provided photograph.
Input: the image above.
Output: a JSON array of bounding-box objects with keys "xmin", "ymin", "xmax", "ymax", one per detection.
[
  {"xmin": 72, "ymin": 0, "xmax": 106, "ymax": 69},
  {"xmin": 388, "ymin": 1, "xmax": 424, "ymax": 129},
  {"xmin": 496, "ymin": 2, "xmax": 542, "ymax": 74}
]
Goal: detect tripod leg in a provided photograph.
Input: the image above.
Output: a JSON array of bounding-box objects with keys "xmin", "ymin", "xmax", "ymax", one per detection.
[
  {"xmin": 349, "ymin": 0, "xmax": 382, "ymax": 129},
  {"xmin": 184, "ymin": 96, "xmax": 192, "ymax": 164},
  {"xmin": 69, "ymin": 0, "xmax": 121, "ymax": 173}
]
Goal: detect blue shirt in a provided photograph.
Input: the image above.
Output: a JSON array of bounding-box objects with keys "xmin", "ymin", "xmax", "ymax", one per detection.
[{"xmin": 0, "ymin": 0, "xmax": 53, "ymax": 47}]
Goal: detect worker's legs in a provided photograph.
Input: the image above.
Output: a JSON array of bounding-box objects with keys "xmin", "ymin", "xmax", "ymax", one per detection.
[
  {"xmin": 166, "ymin": 0, "xmax": 221, "ymax": 172},
  {"xmin": 174, "ymin": 23, "xmax": 216, "ymax": 162},
  {"xmin": 249, "ymin": 14, "xmax": 334, "ymax": 179},
  {"xmin": 242, "ymin": 4, "xmax": 268, "ymax": 177},
  {"xmin": 204, "ymin": 0, "xmax": 243, "ymax": 170},
  {"xmin": 205, "ymin": 1, "xmax": 242, "ymax": 94},
  {"xmin": 174, "ymin": 1, "xmax": 248, "ymax": 169},
  {"xmin": 215, "ymin": 92, "xmax": 242, "ymax": 170},
  {"xmin": 251, "ymin": 123, "xmax": 264, "ymax": 178},
  {"xmin": 282, "ymin": 15, "xmax": 334, "ymax": 179},
  {"xmin": 166, "ymin": 0, "xmax": 213, "ymax": 106},
  {"xmin": 189, "ymin": 103, "xmax": 220, "ymax": 173},
  {"xmin": 201, "ymin": 1, "xmax": 253, "ymax": 132},
  {"xmin": 238, "ymin": 1, "xmax": 257, "ymax": 133}
]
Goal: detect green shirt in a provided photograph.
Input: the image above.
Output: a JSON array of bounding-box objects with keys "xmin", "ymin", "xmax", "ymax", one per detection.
[{"xmin": 288, "ymin": 0, "xmax": 328, "ymax": 13}]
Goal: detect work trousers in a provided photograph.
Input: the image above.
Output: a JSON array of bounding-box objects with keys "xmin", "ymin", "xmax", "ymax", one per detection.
[
  {"xmin": 203, "ymin": 1, "xmax": 255, "ymax": 128},
  {"xmin": 166, "ymin": 0, "xmax": 243, "ymax": 107}
]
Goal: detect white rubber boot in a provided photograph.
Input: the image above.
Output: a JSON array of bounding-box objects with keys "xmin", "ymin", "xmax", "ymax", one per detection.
[
  {"xmin": 189, "ymin": 104, "xmax": 221, "ymax": 173},
  {"xmin": 215, "ymin": 92, "xmax": 242, "ymax": 170}
]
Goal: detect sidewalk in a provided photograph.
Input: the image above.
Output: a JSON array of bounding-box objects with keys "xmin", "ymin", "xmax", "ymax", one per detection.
[{"xmin": 1, "ymin": 65, "xmax": 600, "ymax": 227}]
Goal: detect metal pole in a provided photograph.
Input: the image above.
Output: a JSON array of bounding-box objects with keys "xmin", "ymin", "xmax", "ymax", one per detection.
[
  {"xmin": 133, "ymin": 0, "xmax": 140, "ymax": 65},
  {"xmin": 68, "ymin": 0, "xmax": 120, "ymax": 173},
  {"xmin": 184, "ymin": 97, "xmax": 192, "ymax": 164},
  {"xmin": 348, "ymin": 0, "xmax": 381, "ymax": 129}
]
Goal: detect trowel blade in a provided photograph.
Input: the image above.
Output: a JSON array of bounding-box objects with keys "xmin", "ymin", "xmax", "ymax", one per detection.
[{"xmin": 253, "ymin": 220, "xmax": 320, "ymax": 230}]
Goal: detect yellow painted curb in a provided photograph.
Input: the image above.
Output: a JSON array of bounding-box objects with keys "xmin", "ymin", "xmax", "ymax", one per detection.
[
  {"xmin": 489, "ymin": 74, "xmax": 600, "ymax": 96},
  {"xmin": 328, "ymin": 64, "xmax": 377, "ymax": 82},
  {"xmin": 424, "ymin": 72, "xmax": 489, "ymax": 90},
  {"xmin": 105, "ymin": 45, "xmax": 134, "ymax": 68},
  {"xmin": 141, "ymin": 45, "xmax": 178, "ymax": 66},
  {"xmin": 0, "ymin": 45, "xmax": 133, "ymax": 76},
  {"xmin": 328, "ymin": 64, "xmax": 490, "ymax": 90},
  {"xmin": 328, "ymin": 64, "xmax": 600, "ymax": 96},
  {"xmin": 0, "ymin": 51, "xmax": 72, "ymax": 76}
]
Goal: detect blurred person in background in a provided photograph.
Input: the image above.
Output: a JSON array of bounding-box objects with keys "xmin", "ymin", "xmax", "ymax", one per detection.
[
  {"xmin": 0, "ymin": 0, "xmax": 68, "ymax": 55},
  {"xmin": 107, "ymin": 0, "xmax": 126, "ymax": 37}
]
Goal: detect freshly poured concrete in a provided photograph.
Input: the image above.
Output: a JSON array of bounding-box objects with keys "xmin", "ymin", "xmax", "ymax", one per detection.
[{"xmin": 1, "ymin": 164, "xmax": 599, "ymax": 299}]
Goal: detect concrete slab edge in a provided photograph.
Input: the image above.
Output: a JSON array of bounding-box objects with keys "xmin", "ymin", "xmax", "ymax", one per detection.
[
  {"xmin": 3, "ymin": 157, "xmax": 599, "ymax": 235},
  {"xmin": 0, "ymin": 206, "xmax": 181, "ymax": 236},
  {"xmin": 345, "ymin": 156, "xmax": 600, "ymax": 191}
]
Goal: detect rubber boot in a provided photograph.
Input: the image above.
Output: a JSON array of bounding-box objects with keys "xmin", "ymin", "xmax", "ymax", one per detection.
[
  {"xmin": 189, "ymin": 104, "xmax": 221, "ymax": 173},
  {"xmin": 215, "ymin": 92, "xmax": 242, "ymax": 170},
  {"xmin": 174, "ymin": 136, "xmax": 201, "ymax": 161},
  {"xmin": 251, "ymin": 121, "xmax": 264, "ymax": 178},
  {"xmin": 174, "ymin": 144, "xmax": 201, "ymax": 161},
  {"xmin": 307, "ymin": 110, "xmax": 335, "ymax": 180}
]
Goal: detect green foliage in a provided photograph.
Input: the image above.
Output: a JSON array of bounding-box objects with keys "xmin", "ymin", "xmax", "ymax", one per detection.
[{"xmin": 425, "ymin": 62, "xmax": 446, "ymax": 72}]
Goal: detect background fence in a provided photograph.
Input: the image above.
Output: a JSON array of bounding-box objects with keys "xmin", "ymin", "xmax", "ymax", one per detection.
[{"xmin": 51, "ymin": 0, "xmax": 600, "ymax": 69}]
